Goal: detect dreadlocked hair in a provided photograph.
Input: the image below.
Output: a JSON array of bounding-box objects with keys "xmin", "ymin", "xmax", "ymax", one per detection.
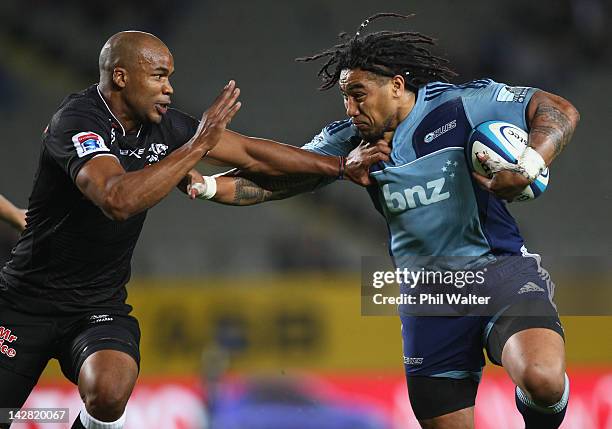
[{"xmin": 296, "ymin": 12, "xmax": 457, "ymax": 91}]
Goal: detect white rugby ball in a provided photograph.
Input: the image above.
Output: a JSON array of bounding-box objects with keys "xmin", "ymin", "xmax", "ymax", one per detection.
[{"xmin": 466, "ymin": 121, "xmax": 549, "ymax": 202}]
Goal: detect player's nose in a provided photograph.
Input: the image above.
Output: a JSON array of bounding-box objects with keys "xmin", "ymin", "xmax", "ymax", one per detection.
[
  {"xmin": 345, "ymin": 98, "xmax": 359, "ymax": 117},
  {"xmin": 163, "ymin": 80, "xmax": 173, "ymax": 96}
]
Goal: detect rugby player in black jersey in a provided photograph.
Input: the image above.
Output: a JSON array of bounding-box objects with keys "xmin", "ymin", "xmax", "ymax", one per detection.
[
  {"xmin": 0, "ymin": 31, "xmax": 387, "ymax": 429},
  {"xmin": 0, "ymin": 196, "xmax": 26, "ymax": 232}
]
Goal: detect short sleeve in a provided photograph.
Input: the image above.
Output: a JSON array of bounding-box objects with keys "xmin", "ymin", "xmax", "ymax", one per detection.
[
  {"xmin": 44, "ymin": 110, "xmax": 112, "ymax": 183},
  {"xmin": 301, "ymin": 119, "xmax": 360, "ymax": 156},
  {"xmin": 300, "ymin": 120, "xmax": 361, "ymax": 188},
  {"xmin": 463, "ymin": 81, "xmax": 538, "ymax": 131}
]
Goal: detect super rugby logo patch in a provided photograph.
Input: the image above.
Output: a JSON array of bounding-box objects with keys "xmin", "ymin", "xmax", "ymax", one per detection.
[{"xmin": 71, "ymin": 131, "xmax": 109, "ymax": 158}]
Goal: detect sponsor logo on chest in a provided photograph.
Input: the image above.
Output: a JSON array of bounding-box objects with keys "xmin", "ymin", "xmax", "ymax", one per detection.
[
  {"xmin": 383, "ymin": 177, "xmax": 450, "ymax": 213},
  {"xmin": 120, "ymin": 148, "xmax": 146, "ymax": 158}
]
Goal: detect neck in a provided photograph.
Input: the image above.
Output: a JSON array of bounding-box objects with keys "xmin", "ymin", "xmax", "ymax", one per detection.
[
  {"xmin": 97, "ymin": 81, "xmax": 141, "ymax": 134},
  {"xmin": 381, "ymin": 90, "xmax": 418, "ymax": 143}
]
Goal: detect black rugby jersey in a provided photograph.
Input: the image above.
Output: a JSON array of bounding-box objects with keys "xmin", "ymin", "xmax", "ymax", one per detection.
[{"xmin": 0, "ymin": 85, "xmax": 198, "ymax": 314}]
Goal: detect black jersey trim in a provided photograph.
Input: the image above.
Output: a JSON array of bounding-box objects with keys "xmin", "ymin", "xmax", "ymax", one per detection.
[{"xmin": 95, "ymin": 85, "xmax": 126, "ymax": 136}]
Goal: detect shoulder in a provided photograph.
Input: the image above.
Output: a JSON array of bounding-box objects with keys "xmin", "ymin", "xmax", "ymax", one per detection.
[
  {"xmin": 320, "ymin": 119, "xmax": 360, "ymax": 143},
  {"xmin": 49, "ymin": 86, "xmax": 108, "ymax": 133},
  {"xmin": 422, "ymin": 79, "xmax": 497, "ymax": 103},
  {"xmin": 302, "ymin": 119, "xmax": 360, "ymax": 155}
]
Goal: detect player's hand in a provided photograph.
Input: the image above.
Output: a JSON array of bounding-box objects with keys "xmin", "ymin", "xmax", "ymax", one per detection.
[
  {"xmin": 189, "ymin": 80, "xmax": 242, "ymax": 156},
  {"xmin": 345, "ymin": 140, "xmax": 391, "ymax": 186},
  {"xmin": 184, "ymin": 170, "xmax": 206, "ymax": 200},
  {"xmin": 472, "ymin": 153, "xmax": 531, "ymax": 202}
]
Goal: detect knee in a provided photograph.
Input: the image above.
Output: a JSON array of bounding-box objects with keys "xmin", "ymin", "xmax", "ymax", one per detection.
[
  {"xmin": 519, "ymin": 365, "xmax": 566, "ymax": 406},
  {"xmin": 81, "ymin": 377, "xmax": 130, "ymax": 421}
]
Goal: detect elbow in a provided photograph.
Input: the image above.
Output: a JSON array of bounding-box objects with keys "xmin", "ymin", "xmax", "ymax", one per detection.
[
  {"xmin": 568, "ymin": 104, "xmax": 580, "ymax": 131},
  {"xmin": 559, "ymin": 97, "xmax": 581, "ymax": 132},
  {"xmin": 101, "ymin": 191, "xmax": 133, "ymax": 222}
]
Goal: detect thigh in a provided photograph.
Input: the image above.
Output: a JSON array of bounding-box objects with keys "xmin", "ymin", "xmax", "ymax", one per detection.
[
  {"xmin": 78, "ymin": 348, "xmax": 139, "ymax": 413},
  {"xmin": 419, "ymin": 409, "xmax": 475, "ymax": 429},
  {"xmin": 485, "ymin": 299, "xmax": 565, "ymax": 366},
  {"xmin": 407, "ymin": 376, "xmax": 477, "ymax": 428},
  {"xmin": 483, "ymin": 249, "xmax": 565, "ymax": 366},
  {"xmin": 401, "ymin": 315, "xmax": 485, "ymax": 379},
  {"xmin": 501, "ymin": 327, "xmax": 565, "ymax": 387},
  {"xmin": 0, "ymin": 365, "xmax": 41, "ymax": 426},
  {"xmin": 56, "ymin": 313, "xmax": 141, "ymax": 385}
]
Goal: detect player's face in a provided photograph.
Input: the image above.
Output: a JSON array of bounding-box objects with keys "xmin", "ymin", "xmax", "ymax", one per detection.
[
  {"xmin": 339, "ymin": 68, "xmax": 397, "ymax": 142},
  {"xmin": 124, "ymin": 46, "xmax": 174, "ymax": 124}
]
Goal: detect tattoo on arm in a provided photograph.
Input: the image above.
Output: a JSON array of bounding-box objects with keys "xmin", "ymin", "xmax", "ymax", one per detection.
[
  {"xmin": 231, "ymin": 174, "xmax": 324, "ymax": 206},
  {"xmin": 530, "ymin": 104, "xmax": 575, "ymax": 157},
  {"xmin": 232, "ymin": 178, "xmax": 273, "ymax": 205}
]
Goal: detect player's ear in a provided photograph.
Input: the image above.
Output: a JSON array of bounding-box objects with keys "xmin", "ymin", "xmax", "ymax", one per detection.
[
  {"xmin": 391, "ymin": 75, "xmax": 405, "ymax": 97},
  {"xmin": 112, "ymin": 67, "xmax": 128, "ymax": 89}
]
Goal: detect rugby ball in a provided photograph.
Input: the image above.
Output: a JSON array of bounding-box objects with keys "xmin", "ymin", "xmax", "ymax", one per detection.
[{"xmin": 466, "ymin": 121, "xmax": 549, "ymax": 202}]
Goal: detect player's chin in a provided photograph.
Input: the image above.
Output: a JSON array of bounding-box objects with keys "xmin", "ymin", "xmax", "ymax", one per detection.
[
  {"xmin": 147, "ymin": 110, "xmax": 164, "ymax": 124},
  {"xmin": 359, "ymin": 129, "xmax": 382, "ymax": 143}
]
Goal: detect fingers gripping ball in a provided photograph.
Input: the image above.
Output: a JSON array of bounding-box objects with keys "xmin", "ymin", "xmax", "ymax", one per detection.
[{"xmin": 466, "ymin": 121, "xmax": 549, "ymax": 201}]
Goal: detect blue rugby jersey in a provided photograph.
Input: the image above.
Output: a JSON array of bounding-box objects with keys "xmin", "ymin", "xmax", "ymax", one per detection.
[{"xmin": 302, "ymin": 80, "xmax": 538, "ymax": 269}]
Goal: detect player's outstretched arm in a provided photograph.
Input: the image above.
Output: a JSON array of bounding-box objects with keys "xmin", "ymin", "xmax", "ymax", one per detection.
[
  {"xmin": 210, "ymin": 173, "xmax": 324, "ymax": 206},
  {"xmin": 187, "ymin": 140, "xmax": 391, "ymax": 204},
  {"xmin": 0, "ymin": 194, "xmax": 26, "ymax": 231},
  {"xmin": 76, "ymin": 81, "xmax": 241, "ymax": 221},
  {"xmin": 204, "ymin": 131, "xmax": 388, "ymax": 186}
]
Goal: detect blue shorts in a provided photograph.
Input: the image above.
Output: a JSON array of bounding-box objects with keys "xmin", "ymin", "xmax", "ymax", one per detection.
[{"xmin": 400, "ymin": 248, "xmax": 563, "ymax": 380}]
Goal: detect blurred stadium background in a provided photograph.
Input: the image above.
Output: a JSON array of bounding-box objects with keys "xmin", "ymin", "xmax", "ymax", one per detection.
[{"xmin": 0, "ymin": 0, "xmax": 611, "ymax": 428}]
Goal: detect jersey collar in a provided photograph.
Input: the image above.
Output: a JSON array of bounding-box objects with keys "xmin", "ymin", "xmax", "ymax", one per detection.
[
  {"xmin": 96, "ymin": 85, "xmax": 127, "ymax": 137},
  {"xmin": 388, "ymin": 86, "xmax": 427, "ymax": 164}
]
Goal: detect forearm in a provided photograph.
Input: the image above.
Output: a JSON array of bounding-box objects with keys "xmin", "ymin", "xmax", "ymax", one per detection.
[
  {"xmin": 211, "ymin": 173, "xmax": 324, "ymax": 206},
  {"xmin": 81, "ymin": 144, "xmax": 206, "ymax": 221},
  {"xmin": 208, "ymin": 130, "xmax": 342, "ymax": 176},
  {"xmin": 0, "ymin": 195, "xmax": 25, "ymax": 231},
  {"xmin": 527, "ymin": 91, "xmax": 580, "ymax": 166}
]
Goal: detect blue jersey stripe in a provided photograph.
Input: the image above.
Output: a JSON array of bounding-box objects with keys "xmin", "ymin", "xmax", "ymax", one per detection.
[
  {"xmin": 326, "ymin": 119, "xmax": 351, "ymax": 134},
  {"xmin": 425, "ymin": 84, "xmax": 492, "ymax": 101},
  {"xmin": 425, "ymin": 79, "xmax": 493, "ymax": 99},
  {"xmin": 426, "ymin": 81, "xmax": 492, "ymax": 96}
]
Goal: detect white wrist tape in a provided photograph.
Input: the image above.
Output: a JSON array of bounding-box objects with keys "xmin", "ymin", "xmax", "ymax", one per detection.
[
  {"xmin": 517, "ymin": 147, "xmax": 546, "ymax": 182},
  {"xmin": 191, "ymin": 176, "xmax": 217, "ymax": 200}
]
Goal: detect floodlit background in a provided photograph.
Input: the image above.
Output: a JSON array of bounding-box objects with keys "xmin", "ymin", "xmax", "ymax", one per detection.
[{"xmin": 0, "ymin": 0, "xmax": 610, "ymax": 428}]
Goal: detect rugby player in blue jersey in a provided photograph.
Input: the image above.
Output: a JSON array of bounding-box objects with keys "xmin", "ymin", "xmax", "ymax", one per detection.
[{"xmin": 194, "ymin": 13, "xmax": 580, "ymax": 429}]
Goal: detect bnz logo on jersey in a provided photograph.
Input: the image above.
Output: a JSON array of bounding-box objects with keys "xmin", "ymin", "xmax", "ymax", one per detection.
[{"xmin": 72, "ymin": 131, "xmax": 109, "ymax": 158}]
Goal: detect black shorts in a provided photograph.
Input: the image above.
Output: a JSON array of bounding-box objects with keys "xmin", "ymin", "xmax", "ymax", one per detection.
[{"xmin": 0, "ymin": 299, "xmax": 140, "ymax": 386}]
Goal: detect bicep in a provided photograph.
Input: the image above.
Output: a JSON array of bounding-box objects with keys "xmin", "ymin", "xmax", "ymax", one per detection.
[
  {"xmin": 75, "ymin": 155, "xmax": 125, "ymax": 206},
  {"xmin": 526, "ymin": 90, "xmax": 579, "ymax": 128}
]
